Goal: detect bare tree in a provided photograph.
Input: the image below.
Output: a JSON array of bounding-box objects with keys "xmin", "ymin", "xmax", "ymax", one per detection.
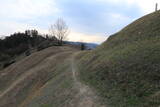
[{"xmin": 49, "ymin": 18, "xmax": 69, "ymax": 45}]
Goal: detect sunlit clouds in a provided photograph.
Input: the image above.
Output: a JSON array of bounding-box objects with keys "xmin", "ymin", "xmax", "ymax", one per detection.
[{"xmin": 0, "ymin": 0, "xmax": 159, "ymax": 43}]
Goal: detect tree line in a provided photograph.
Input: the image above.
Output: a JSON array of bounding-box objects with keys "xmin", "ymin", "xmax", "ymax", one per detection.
[
  {"xmin": 0, "ymin": 18, "xmax": 86, "ymax": 69},
  {"xmin": 0, "ymin": 29, "xmax": 58, "ymax": 62},
  {"xmin": 0, "ymin": 18, "xmax": 69, "ymax": 56}
]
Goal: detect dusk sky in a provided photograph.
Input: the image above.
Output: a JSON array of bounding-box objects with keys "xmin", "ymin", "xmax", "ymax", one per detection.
[{"xmin": 0, "ymin": 0, "xmax": 159, "ymax": 43}]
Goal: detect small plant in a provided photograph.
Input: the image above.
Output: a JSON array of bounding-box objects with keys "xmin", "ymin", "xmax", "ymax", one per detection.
[
  {"xmin": 81, "ymin": 43, "xmax": 86, "ymax": 50},
  {"xmin": 25, "ymin": 50, "xmax": 31, "ymax": 56}
]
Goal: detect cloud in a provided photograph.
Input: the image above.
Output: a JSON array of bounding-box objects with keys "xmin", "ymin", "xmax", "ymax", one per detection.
[
  {"xmin": 68, "ymin": 31, "xmax": 107, "ymax": 44},
  {"xmin": 0, "ymin": 20, "xmax": 48, "ymax": 36},
  {"xmin": 0, "ymin": 0, "xmax": 159, "ymax": 43},
  {"xmin": 0, "ymin": 0, "xmax": 58, "ymax": 35},
  {"xmin": 0, "ymin": 0, "xmax": 58, "ymax": 19},
  {"xmin": 135, "ymin": 0, "xmax": 160, "ymax": 13},
  {"xmin": 96, "ymin": 0, "xmax": 159, "ymax": 14},
  {"xmin": 55, "ymin": 0, "xmax": 141, "ymax": 35}
]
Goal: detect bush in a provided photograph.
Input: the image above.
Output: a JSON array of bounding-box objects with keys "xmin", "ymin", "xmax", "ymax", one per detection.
[
  {"xmin": 25, "ymin": 50, "xmax": 31, "ymax": 56},
  {"xmin": 0, "ymin": 54, "xmax": 10, "ymax": 62},
  {"xmin": 3, "ymin": 60, "xmax": 15, "ymax": 68}
]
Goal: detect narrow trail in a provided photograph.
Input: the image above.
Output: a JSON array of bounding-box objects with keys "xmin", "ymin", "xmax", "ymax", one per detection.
[{"xmin": 71, "ymin": 54, "xmax": 105, "ymax": 107}]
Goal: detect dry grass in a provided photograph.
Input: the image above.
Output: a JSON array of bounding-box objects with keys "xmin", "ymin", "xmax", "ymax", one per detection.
[{"xmin": 0, "ymin": 46, "xmax": 78, "ymax": 107}]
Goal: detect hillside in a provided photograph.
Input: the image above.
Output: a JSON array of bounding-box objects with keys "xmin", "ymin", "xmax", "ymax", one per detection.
[
  {"xmin": 1, "ymin": 9, "xmax": 160, "ymax": 107},
  {"xmin": 0, "ymin": 31, "xmax": 57, "ymax": 70},
  {"xmin": 76, "ymin": 11, "xmax": 160, "ymax": 106},
  {"xmin": 0, "ymin": 46, "xmax": 75, "ymax": 107},
  {"xmin": 0, "ymin": 45, "xmax": 105, "ymax": 107}
]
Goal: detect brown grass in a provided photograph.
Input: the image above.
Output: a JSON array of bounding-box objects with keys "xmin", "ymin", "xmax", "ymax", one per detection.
[{"xmin": 0, "ymin": 46, "xmax": 78, "ymax": 107}]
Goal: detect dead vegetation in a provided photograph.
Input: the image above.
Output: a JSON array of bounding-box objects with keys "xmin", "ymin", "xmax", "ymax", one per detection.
[{"xmin": 0, "ymin": 46, "xmax": 78, "ymax": 107}]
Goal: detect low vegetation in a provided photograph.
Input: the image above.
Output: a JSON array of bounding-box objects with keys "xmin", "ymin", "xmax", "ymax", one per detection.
[
  {"xmin": 76, "ymin": 11, "xmax": 160, "ymax": 107},
  {"xmin": 0, "ymin": 46, "xmax": 78, "ymax": 107},
  {"xmin": 0, "ymin": 29, "xmax": 58, "ymax": 70},
  {"xmin": 1, "ymin": 8, "xmax": 160, "ymax": 107}
]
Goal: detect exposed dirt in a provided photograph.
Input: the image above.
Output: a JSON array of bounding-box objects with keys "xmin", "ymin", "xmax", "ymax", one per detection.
[
  {"xmin": 0, "ymin": 46, "xmax": 105, "ymax": 107},
  {"xmin": 0, "ymin": 46, "xmax": 78, "ymax": 107},
  {"xmin": 71, "ymin": 54, "xmax": 105, "ymax": 107}
]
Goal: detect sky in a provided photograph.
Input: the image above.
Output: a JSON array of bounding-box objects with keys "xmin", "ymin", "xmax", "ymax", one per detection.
[{"xmin": 0, "ymin": 0, "xmax": 159, "ymax": 44}]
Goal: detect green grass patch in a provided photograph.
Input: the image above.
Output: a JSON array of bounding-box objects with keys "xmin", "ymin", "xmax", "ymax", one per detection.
[{"xmin": 76, "ymin": 11, "xmax": 160, "ymax": 107}]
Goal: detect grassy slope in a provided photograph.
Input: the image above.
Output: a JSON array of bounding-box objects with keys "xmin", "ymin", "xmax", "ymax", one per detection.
[
  {"xmin": 0, "ymin": 46, "xmax": 79, "ymax": 107},
  {"xmin": 22, "ymin": 57, "xmax": 77, "ymax": 107},
  {"xmin": 76, "ymin": 11, "xmax": 160, "ymax": 107},
  {"xmin": 25, "ymin": 52, "xmax": 103, "ymax": 107}
]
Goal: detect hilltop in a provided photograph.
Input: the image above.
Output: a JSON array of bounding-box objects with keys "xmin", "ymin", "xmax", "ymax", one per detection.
[{"xmin": 76, "ymin": 11, "xmax": 160, "ymax": 107}]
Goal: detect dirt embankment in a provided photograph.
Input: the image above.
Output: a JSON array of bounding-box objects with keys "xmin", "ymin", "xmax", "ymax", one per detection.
[
  {"xmin": 0, "ymin": 46, "xmax": 78, "ymax": 107},
  {"xmin": 0, "ymin": 46, "xmax": 104, "ymax": 107}
]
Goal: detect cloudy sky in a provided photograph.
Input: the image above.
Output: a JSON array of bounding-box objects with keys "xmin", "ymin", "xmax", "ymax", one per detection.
[{"xmin": 0, "ymin": 0, "xmax": 159, "ymax": 43}]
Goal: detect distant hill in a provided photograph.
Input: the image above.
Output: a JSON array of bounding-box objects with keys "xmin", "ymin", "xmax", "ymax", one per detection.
[
  {"xmin": 65, "ymin": 41, "xmax": 98, "ymax": 49},
  {"xmin": 76, "ymin": 11, "xmax": 160, "ymax": 107}
]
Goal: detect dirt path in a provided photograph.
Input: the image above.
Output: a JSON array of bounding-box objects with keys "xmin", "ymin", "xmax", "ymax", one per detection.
[
  {"xmin": 0, "ymin": 47, "xmax": 105, "ymax": 107},
  {"xmin": 71, "ymin": 54, "xmax": 105, "ymax": 107},
  {"xmin": 0, "ymin": 48, "xmax": 76, "ymax": 107}
]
